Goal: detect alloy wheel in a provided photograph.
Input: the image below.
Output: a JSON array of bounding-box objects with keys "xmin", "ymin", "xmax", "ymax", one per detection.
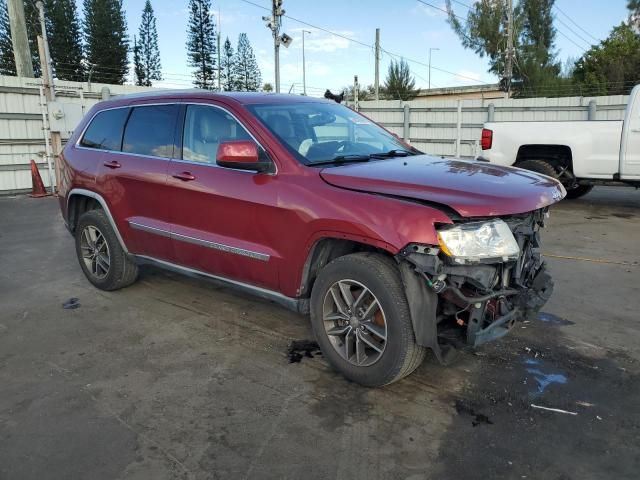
[
  {"xmin": 80, "ymin": 225, "xmax": 110, "ymax": 280},
  {"xmin": 322, "ymin": 279, "xmax": 388, "ymax": 367}
]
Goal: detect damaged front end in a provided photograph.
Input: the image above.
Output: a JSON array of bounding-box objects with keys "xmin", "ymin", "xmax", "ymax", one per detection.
[{"xmin": 398, "ymin": 209, "xmax": 554, "ymax": 363}]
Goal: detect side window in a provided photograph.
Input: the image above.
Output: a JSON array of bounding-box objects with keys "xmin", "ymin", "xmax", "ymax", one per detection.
[
  {"xmin": 80, "ymin": 108, "xmax": 129, "ymax": 151},
  {"xmin": 122, "ymin": 104, "xmax": 178, "ymax": 158},
  {"xmin": 182, "ymin": 105, "xmax": 252, "ymax": 164}
]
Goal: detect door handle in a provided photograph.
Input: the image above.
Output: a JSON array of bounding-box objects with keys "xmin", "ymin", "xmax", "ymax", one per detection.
[
  {"xmin": 103, "ymin": 160, "xmax": 121, "ymax": 169},
  {"xmin": 172, "ymin": 171, "xmax": 196, "ymax": 181},
  {"xmin": 631, "ymin": 128, "xmax": 640, "ymax": 133}
]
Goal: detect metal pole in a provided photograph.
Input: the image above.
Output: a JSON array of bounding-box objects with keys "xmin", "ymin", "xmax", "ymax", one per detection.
[
  {"xmin": 374, "ymin": 28, "xmax": 380, "ymax": 101},
  {"xmin": 38, "ymin": 86, "xmax": 54, "ymax": 194},
  {"xmin": 428, "ymin": 48, "xmax": 439, "ymax": 90},
  {"xmin": 217, "ymin": 7, "xmax": 221, "ymax": 91},
  {"xmin": 36, "ymin": 1, "xmax": 54, "ymax": 98},
  {"xmin": 302, "ymin": 30, "xmax": 310, "ymax": 95},
  {"xmin": 505, "ymin": 0, "xmax": 514, "ymax": 95},
  {"xmin": 7, "ymin": 0, "xmax": 34, "ymax": 77},
  {"xmin": 354, "ymin": 75, "xmax": 359, "ymax": 111}
]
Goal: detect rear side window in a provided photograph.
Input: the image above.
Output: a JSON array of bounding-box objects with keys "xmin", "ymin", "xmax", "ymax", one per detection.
[
  {"xmin": 80, "ymin": 108, "xmax": 129, "ymax": 151},
  {"xmin": 122, "ymin": 104, "xmax": 178, "ymax": 158}
]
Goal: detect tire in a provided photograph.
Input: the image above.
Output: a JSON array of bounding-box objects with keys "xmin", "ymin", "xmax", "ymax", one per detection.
[
  {"xmin": 515, "ymin": 159, "xmax": 559, "ymax": 180},
  {"xmin": 565, "ymin": 184, "xmax": 593, "ymax": 199},
  {"xmin": 310, "ymin": 252, "xmax": 426, "ymax": 387},
  {"xmin": 75, "ymin": 209, "xmax": 138, "ymax": 291}
]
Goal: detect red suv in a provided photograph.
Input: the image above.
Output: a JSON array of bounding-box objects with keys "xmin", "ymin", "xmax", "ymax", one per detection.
[{"xmin": 58, "ymin": 91, "xmax": 565, "ymax": 386}]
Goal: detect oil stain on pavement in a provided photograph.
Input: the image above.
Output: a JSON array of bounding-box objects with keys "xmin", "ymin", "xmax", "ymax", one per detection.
[{"xmin": 435, "ymin": 312, "xmax": 640, "ymax": 479}]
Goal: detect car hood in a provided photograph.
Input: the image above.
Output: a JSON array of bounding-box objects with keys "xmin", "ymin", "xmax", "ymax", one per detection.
[{"xmin": 319, "ymin": 155, "xmax": 566, "ymax": 217}]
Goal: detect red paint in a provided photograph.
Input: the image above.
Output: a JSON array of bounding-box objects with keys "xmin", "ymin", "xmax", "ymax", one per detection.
[
  {"xmin": 58, "ymin": 92, "xmax": 564, "ymax": 298},
  {"xmin": 216, "ymin": 140, "xmax": 259, "ymax": 163}
]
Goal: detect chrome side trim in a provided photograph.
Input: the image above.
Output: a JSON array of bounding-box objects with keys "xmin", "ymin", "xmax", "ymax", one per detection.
[
  {"xmin": 134, "ymin": 255, "xmax": 305, "ymax": 313},
  {"xmin": 67, "ymin": 188, "xmax": 129, "ymax": 253},
  {"xmin": 129, "ymin": 221, "xmax": 172, "ymax": 238},
  {"xmin": 129, "ymin": 220, "xmax": 270, "ymax": 262}
]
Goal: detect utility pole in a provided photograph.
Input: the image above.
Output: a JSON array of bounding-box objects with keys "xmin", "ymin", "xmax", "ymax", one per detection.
[
  {"xmin": 353, "ymin": 75, "xmax": 359, "ymax": 111},
  {"xmin": 217, "ymin": 7, "xmax": 221, "ymax": 91},
  {"xmin": 271, "ymin": 0, "xmax": 284, "ymax": 93},
  {"xmin": 35, "ymin": 1, "xmax": 61, "ymax": 193},
  {"xmin": 505, "ymin": 0, "xmax": 514, "ymax": 95},
  {"xmin": 374, "ymin": 28, "xmax": 380, "ymax": 101},
  {"xmin": 302, "ymin": 30, "xmax": 311, "ymax": 95},
  {"xmin": 7, "ymin": 0, "xmax": 34, "ymax": 77},
  {"xmin": 428, "ymin": 47, "xmax": 439, "ymax": 90}
]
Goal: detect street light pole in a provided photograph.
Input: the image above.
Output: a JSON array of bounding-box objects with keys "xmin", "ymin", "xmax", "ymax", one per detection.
[
  {"xmin": 428, "ymin": 47, "xmax": 439, "ymax": 90},
  {"xmin": 302, "ymin": 30, "xmax": 310, "ymax": 95}
]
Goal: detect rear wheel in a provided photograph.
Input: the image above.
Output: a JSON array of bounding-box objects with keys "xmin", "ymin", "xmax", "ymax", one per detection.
[
  {"xmin": 515, "ymin": 159, "xmax": 559, "ymax": 180},
  {"xmin": 565, "ymin": 184, "xmax": 594, "ymax": 199},
  {"xmin": 75, "ymin": 209, "xmax": 138, "ymax": 291},
  {"xmin": 310, "ymin": 253, "xmax": 426, "ymax": 387}
]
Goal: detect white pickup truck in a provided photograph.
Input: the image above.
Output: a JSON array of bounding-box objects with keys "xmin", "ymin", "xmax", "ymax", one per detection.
[{"xmin": 478, "ymin": 84, "xmax": 640, "ymax": 198}]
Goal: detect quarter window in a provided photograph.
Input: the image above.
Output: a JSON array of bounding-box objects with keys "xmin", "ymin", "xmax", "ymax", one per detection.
[
  {"xmin": 182, "ymin": 105, "xmax": 252, "ymax": 164},
  {"xmin": 80, "ymin": 108, "xmax": 129, "ymax": 151},
  {"xmin": 122, "ymin": 104, "xmax": 178, "ymax": 158}
]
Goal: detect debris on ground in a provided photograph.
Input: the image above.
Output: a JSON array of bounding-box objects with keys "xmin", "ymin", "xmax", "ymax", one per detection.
[
  {"xmin": 62, "ymin": 298, "xmax": 80, "ymax": 310},
  {"xmin": 530, "ymin": 404, "xmax": 577, "ymax": 416},
  {"xmin": 287, "ymin": 340, "xmax": 322, "ymax": 363},
  {"xmin": 455, "ymin": 400, "xmax": 494, "ymax": 427}
]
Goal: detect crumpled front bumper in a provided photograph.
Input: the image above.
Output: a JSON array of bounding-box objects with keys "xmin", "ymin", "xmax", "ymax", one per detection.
[{"xmin": 398, "ymin": 209, "xmax": 554, "ymax": 361}]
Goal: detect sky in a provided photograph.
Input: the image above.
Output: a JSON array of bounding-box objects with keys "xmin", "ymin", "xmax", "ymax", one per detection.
[{"xmin": 114, "ymin": 0, "xmax": 632, "ymax": 96}]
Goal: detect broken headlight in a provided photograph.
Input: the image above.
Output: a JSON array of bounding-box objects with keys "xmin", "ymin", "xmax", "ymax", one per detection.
[{"xmin": 437, "ymin": 219, "xmax": 520, "ymax": 263}]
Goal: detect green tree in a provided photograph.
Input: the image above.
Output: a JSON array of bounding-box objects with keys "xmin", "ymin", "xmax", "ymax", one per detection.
[
  {"xmin": 83, "ymin": 0, "xmax": 129, "ymax": 84},
  {"xmin": 133, "ymin": 35, "xmax": 145, "ymax": 86},
  {"xmin": 220, "ymin": 36, "xmax": 235, "ymax": 91},
  {"xmin": 572, "ymin": 23, "xmax": 640, "ymax": 96},
  {"xmin": 137, "ymin": 0, "xmax": 161, "ymax": 86},
  {"xmin": 262, "ymin": 82, "xmax": 273, "ymax": 92},
  {"xmin": 186, "ymin": 0, "xmax": 216, "ymax": 89},
  {"xmin": 382, "ymin": 59, "xmax": 417, "ymax": 100},
  {"xmin": 233, "ymin": 33, "xmax": 261, "ymax": 91},
  {"xmin": 46, "ymin": 0, "xmax": 84, "ymax": 81},
  {"xmin": 0, "ymin": 0, "xmax": 15, "ymax": 75},
  {"xmin": 445, "ymin": 0, "xmax": 562, "ymax": 94},
  {"xmin": 629, "ymin": 0, "xmax": 640, "ymax": 31}
]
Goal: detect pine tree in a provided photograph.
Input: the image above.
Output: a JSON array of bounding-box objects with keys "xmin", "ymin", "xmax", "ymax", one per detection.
[
  {"xmin": 220, "ymin": 37, "xmax": 235, "ymax": 91},
  {"xmin": 383, "ymin": 59, "xmax": 417, "ymax": 100},
  {"xmin": 0, "ymin": 0, "xmax": 16, "ymax": 75},
  {"xmin": 83, "ymin": 0, "xmax": 129, "ymax": 84},
  {"xmin": 233, "ymin": 33, "xmax": 261, "ymax": 92},
  {"xmin": 45, "ymin": 0, "xmax": 84, "ymax": 81},
  {"xmin": 186, "ymin": 0, "xmax": 216, "ymax": 89},
  {"xmin": 137, "ymin": 0, "xmax": 161, "ymax": 86},
  {"xmin": 133, "ymin": 35, "xmax": 145, "ymax": 86}
]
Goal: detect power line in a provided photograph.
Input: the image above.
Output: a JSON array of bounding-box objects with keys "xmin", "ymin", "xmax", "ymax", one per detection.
[
  {"xmin": 556, "ymin": 28, "xmax": 588, "ymax": 53},
  {"xmin": 555, "ymin": 16, "xmax": 592, "ymax": 49},
  {"xmin": 416, "ymin": 0, "xmax": 466, "ymax": 21},
  {"xmin": 555, "ymin": 5, "xmax": 599, "ymax": 43}
]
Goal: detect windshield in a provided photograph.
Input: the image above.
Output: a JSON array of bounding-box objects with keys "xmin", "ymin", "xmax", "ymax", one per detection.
[{"xmin": 247, "ymin": 102, "xmax": 419, "ymax": 165}]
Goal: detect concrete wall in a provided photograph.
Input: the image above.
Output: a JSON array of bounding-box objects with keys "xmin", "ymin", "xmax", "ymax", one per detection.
[
  {"xmin": 358, "ymin": 94, "xmax": 629, "ymax": 158},
  {"xmin": 0, "ymin": 75, "xmax": 158, "ymax": 194}
]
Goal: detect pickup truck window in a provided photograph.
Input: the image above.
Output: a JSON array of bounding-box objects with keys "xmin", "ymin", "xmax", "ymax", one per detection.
[
  {"xmin": 80, "ymin": 107, "xmax": 130, "ymax": 151},
  {"xmin": 122, "ymin": 105, "xmax": 178, "ymax": 159},
  {"xmin": 182, "ymin": 104, "xmax": 252, "ymax": 164},
  {"xmin": 248, "ymin": 102, "xmax": 412, "ymax": 165}
]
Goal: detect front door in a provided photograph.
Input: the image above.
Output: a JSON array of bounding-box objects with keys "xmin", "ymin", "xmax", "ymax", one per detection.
[
  {"xmin": 94, "ymin": 103, "xmax": 179, "ymax": 260},
  {"xmin": 167, "ymin": 103, "xmax": 280, "ymax": 290},
  {"xmin": 621, "ymin": 87, "xmax": 640, "ymax": 179}
]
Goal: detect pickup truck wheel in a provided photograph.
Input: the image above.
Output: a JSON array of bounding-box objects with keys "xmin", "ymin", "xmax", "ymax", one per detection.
[
  {"xmin": 515, "ymin": 159, "xmax": 559, "ymax": 180},
  {"xmin": 75, "ymin": 209, "xmax": 138, "ymax": 291},
  {"xmin": 310, "ymin": 253, "xmax": 426, "ymax": 386},
  {"xmin": 565, "ymin": 184, "xmax": 594, "ymax": 199}
]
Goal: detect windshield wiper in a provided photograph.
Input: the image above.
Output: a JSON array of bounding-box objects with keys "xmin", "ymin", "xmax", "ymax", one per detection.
[
  {"xmin": 369, "ymin": 149, "xmax": 415, "ymax": 159},
  {"xmin": 309, "ymin": 154, "xmax": 371, "ymax": 166}
]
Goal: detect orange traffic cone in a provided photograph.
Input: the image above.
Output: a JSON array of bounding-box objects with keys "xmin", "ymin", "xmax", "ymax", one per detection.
[{"xmin": 29, "ymin": 159, "xmax": 50, "ymax": 198}]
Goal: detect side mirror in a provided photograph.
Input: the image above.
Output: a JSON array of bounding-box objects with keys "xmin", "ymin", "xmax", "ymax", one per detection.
[{"xmin": 216, "ymin": 140, "xmax": 273, "ymax": 173}]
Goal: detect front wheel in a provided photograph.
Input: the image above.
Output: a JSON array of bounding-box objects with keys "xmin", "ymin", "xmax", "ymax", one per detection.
[
  {"xmin": 565, "ymin": 184, "xmax": 594, "ymax": 199},
  {"xmin": 75, "ymin": 209, "xmax": 139, "ymax": 291},
  {"xmin": 310, "ymin": 253, "xmax": 426, "ymax": 387}
]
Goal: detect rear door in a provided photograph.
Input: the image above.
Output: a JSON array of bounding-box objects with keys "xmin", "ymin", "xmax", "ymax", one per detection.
[
  {"xmin": 94, "ymin": 103, "xmax": 179, "ymax": 260},
  {"xmin": 621, "ymin": 87, "xmax": 640, "ymax": 179},
  {"xmin": 166, "ymin": 103, "xmax": 279, "ymax": 290}
]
